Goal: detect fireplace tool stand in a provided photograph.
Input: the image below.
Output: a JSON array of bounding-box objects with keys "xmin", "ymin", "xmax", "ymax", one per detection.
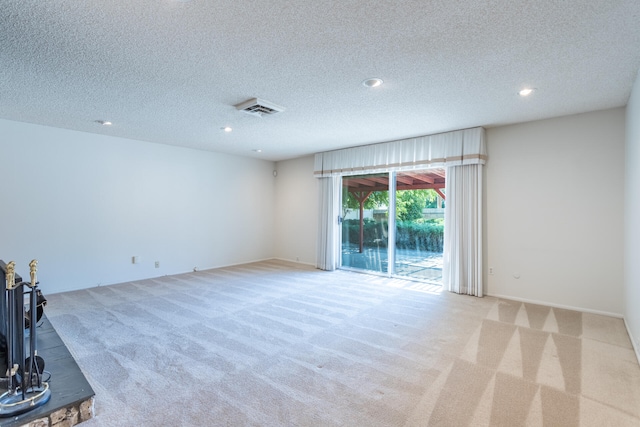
[{"xmin": 0, "ymin": 260, "xmax": 51, "ymax": 417}]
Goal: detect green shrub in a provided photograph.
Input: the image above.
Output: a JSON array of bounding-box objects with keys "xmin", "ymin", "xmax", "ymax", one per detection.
[
  {"xmin": 342, "ymin": 219, "xmax": 388, "ymax": 247},
  {"xmin": 342, "ymin": 219, "xmax": 443, "ymax": 252},
  {"xmin": 395, "ymin": 220, "xmax": 443, "ymax": 252}
]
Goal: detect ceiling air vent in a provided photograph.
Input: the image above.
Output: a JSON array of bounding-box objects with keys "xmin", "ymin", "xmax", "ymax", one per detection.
[{"xmin": 235, "ymin": 98, "xmax": 285, "ymax": 117}]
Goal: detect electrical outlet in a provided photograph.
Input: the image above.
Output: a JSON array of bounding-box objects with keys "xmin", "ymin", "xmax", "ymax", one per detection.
[
  {"xmin": 489, "ymin": 267, "xmax": 494, "ymax": 275},
  {"xmin": 155, "ymin": 261, "xmax": 160, "ymax": 268}
]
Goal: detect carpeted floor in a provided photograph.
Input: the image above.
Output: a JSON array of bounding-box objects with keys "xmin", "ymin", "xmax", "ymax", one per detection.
[{"xmin": 44, "ymin": 260, "xmax": 640, "ymax": 426}]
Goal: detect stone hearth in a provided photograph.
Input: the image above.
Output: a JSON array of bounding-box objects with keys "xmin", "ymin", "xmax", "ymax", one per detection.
[{"xmin": 1, "ymin": 316, "xmax": 95, "ymax": 427}]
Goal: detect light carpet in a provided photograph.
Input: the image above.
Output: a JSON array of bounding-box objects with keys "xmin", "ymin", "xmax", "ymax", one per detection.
[{"xmin": 43, "ymin": 260, "xmax": 640, "ymax": 426}]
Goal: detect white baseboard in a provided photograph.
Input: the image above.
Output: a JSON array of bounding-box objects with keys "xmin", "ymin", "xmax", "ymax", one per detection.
[
  {"xmin": 624, "ymin": 317, "xmax": 640, "ymax": 366},
  {"xmin": 190, "ymin": 257, "xmax": 276, "ymax": 273},
  {"xmin": 484, "ymin": 292, "xmax": 623, "ymax": 319},
  {"xmin": 271, "ymin": 257, "xmax": 316, "ymax": 267}
]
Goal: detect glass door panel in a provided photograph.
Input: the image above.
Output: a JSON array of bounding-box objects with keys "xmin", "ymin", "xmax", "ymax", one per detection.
[
  {"xmin": 341, "ymin": 173, "xmax": 389, "ymax": 274},
  {"xmin": 393, "ymin": 170, "xmax": 445, "ymax": 283}
]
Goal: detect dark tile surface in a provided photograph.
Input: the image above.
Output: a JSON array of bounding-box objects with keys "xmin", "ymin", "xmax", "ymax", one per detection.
[{"xmin": 1, "ymin": 315, "xmax": 95, "ymax": 427}]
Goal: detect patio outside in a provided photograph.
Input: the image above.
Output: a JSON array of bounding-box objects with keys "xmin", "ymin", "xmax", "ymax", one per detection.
[
  {"xmin": 341, "ymin": 170, "xmax": 446, "ymax": 284},
  {"xmin": 341, "ymin": 243, "xmax": 443, "ymax": 284}
]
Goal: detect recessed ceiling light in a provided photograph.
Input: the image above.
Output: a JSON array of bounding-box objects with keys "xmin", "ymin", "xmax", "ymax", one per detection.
[
  {"xmin": 252, "ymin": 149, "xmax": 262, "ymax": 153},
  {"xmin": 222, "ymin": 126, "xmax": 232, "ymax": 132},
  {"xmin": 519, "ymin": 88, "xmax": 535, "ymax": 97},
  {"xmin": 96, "ymin": 120, "xmax": 112, "ymax": 126},
  {"xmin": 362, "ymin": 78, "xmax": 383, "ymax": 88}
]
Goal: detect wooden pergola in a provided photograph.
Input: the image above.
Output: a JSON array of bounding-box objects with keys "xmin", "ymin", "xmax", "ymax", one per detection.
[{"xmin": 343, "ymin": 170, "xmax": 446, "ymax": 253}]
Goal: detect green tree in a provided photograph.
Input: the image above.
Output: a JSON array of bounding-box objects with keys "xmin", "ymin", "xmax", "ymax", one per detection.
[
  {"xmin": 342, "ymin": 188, "xmax": 440, "ymax": 220},
  {"xmin": 395, "ymin": 190, "xmax": 437, "ymax": 221},
  {"xmin": 342, "ymin": 189, "xmax": 389, "ymax": 217}
]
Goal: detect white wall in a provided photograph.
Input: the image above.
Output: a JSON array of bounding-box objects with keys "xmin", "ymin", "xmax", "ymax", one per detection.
[
  {"xmin": 0, "ymin": 119, "xmax": 276, "ymax": 293},
  {"xmin": 485, "ymin": 108, "xmax": 625, "ymax": 316},
  {"xmin": 625, "ymin": 71, "xmax": 640, "ymax": 356},
  {"xmin": 274, "ymin": 155, "xmax": 318, "ymax": 265},
  {"xmin": 273, "ymin": 111, "xmax": 627, "ymax": 317},
  {"xmin": 6, "ymin": 106, "xmax": 627, "ymax": 319}
]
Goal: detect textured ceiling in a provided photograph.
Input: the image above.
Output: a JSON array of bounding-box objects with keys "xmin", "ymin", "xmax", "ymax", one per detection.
[{"xmin": 1, "ymin": 1, "xmax": 640, "ymax": 161}]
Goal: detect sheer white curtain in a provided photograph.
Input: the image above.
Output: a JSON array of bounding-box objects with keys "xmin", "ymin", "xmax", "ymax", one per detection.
[
  {"xmin": 316, "ymin": 176, "xmax": 341, "ymax": 270},
  {"xmin": 443, "ymin": 163, "xmax": 483, "ymax": 296}
]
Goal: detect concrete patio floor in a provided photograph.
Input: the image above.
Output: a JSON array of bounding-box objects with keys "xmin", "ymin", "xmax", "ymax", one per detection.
[{"xmin": 341, "ymin": 245, "xmax": 443, "ymax": 284}]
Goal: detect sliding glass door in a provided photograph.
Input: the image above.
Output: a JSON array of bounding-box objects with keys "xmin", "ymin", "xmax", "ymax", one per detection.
[
  {"xmin": 393, "ymin": 171, "xmax": 445, "ymax": 283},
  {"xmin": 341, "ymin": 173, "xmax": 389, "ymax": 274},
  {"xmin": 340, "ymin": 169, "xmax": 445, "ymax": 284}
]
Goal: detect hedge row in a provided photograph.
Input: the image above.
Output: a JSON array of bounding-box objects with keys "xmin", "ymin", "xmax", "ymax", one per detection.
[{"xmin": 342, "ymin": 219, "xmax": 443, "ymax": 252}]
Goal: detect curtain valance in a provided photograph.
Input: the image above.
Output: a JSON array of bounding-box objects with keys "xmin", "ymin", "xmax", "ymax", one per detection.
[{"xmin": 314, "ymin": 127, "xmax": 486, "ymax": 177}]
